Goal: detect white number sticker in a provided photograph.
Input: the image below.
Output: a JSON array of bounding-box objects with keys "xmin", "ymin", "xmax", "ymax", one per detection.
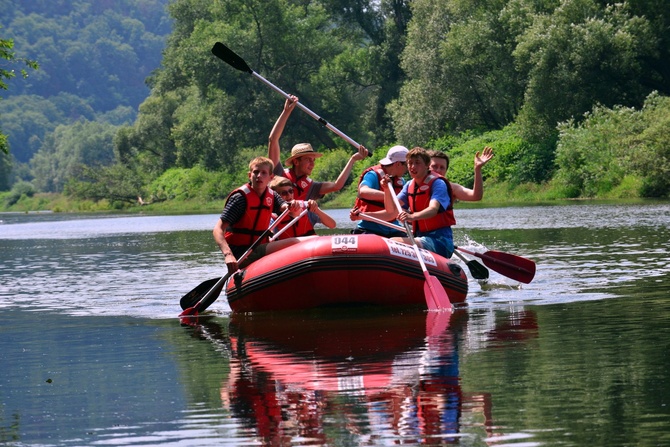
[{"xmin": 331, "ymin": 235, "xmax": 359, "ymax": 253}]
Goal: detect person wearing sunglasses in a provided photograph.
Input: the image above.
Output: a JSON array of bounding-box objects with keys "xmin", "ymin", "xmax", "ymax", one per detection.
[{"xmin": 269, "ymin": 176, "xmax": 336, "ymax": 240}]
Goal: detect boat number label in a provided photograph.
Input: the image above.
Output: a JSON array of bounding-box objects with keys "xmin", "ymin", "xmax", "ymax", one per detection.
[
  {"xmin": 383, "ymin": 239, "xmax": 438, "ymax": 267},
  {"xmin": 331, "ymin": 235, "xmax": 359, "ymax": 253}
]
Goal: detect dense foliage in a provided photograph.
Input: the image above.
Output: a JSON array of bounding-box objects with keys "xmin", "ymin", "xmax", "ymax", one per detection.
[
  {"xmin": 0, "ymin": 0, "xmax": 170, "ymax": 170},
  {"xmin": 1, "ymin": 0, "xmax": 669, "ymax": 210},
  {"xmin": 1, "ymin": 29, "xmax": 38, "ymax": 189}
]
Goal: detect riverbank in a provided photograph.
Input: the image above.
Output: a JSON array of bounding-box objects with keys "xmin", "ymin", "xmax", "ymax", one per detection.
[{"xmin": 0, "ymin": 180, "xmax": 657, "ymax": 215}]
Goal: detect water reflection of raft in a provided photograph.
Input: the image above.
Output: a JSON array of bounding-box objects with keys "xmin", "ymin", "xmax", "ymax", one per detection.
[{"xmin": 226, "ymin": 234, "xmax": 468, "ymax": 313}]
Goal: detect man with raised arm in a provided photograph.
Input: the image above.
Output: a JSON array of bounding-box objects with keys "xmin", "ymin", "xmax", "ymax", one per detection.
[
  {"xmin": 268, "ymin": 96, "xmax": 368, "ymax": 203},
  {"xmin": 428, "ymin": 147, "xmax": 494, "ymax": 202}
]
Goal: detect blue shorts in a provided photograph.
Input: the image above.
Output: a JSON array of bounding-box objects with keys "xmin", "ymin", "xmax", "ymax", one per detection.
[{"xmin": 416, "ymin": 234, "xmax": 454, "ymax": 259}]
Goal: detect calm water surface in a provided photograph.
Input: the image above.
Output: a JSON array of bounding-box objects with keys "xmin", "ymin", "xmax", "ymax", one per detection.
[{"xmin": 1, "ymin": 202, "xmax": 668, "ymax": 446}]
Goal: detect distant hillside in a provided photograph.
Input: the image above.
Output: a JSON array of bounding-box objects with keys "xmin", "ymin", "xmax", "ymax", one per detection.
[{"xmin": 0, "ymin": 0, "xmax": 171, "ymax": 163}]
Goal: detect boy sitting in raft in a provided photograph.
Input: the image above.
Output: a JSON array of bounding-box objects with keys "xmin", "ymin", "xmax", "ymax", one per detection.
[
  {"xmin": 213, "ymin": 157, "xmax": 304, "ymax": 272},
  {"xmin": 379, "ymin": 147, "xmax": 456, "ymax": 259},
  {"xmin": 269, "ymin": 176, "xmax": 336, "ymax": 239}
]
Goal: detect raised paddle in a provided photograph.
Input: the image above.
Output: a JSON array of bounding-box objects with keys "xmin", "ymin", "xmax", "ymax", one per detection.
[
  {"xmin": 179, "ymin": 207, "xmax": 292, "ymax": 316},
  {"xmin": 455, "ymin": 247, "xmax": 536, "ymax": 284},
  {"xmin": 358, "ymin": 212, "xmax": 489, "ymax": 281},
  {"xmin": 211, "ymin": 42, "xmax": 370, "ymax": 155},
  {"xmin": 387, "ymin": 187, "xmax": 452, "ymax": 312}
]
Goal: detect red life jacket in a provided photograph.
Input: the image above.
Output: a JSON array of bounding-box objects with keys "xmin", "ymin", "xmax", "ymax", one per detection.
[
  {"xmin": 353, "ymin": 165, "xmax": 404, "ymax": 213},
  {"xmin": 284, "ymin": 169, "xmax": 314, "ymax": 201},
  {"xmin": 273, "ymin": 212, "xmax": 316, "ymax": 240},
  {"xmin": 224, "ymin": 184, "xmax": 274, "ymax": 246},
  {"xmin": 407, "ymin": 174, "xmax": 456, "ymax": 233}
]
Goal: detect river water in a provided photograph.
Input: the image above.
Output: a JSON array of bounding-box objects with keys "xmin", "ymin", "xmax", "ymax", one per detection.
[{"xmin": 1, "ymin": 201, "xmax": 668, "ymax": 446}]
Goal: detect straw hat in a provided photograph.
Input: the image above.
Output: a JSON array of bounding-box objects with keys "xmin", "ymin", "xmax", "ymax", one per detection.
[{"xmin": 285, "ymin": 143, "xmax": 323, "ymax": 165}]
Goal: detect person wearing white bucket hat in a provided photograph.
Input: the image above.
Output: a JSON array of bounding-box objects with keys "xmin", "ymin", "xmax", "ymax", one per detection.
[
  {"xmin": 349, "ymin": 145, "xmax": 409, "ymax": 237},
  {"xmin": 268, "ymin": 95, "xmax": 368, "ymax": 205}
]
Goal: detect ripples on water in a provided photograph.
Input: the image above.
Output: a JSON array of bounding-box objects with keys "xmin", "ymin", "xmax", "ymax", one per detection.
[
  {"xmin": 1, "ymin": 203, "xmax": 668, "ymax": 317},
  {"xmin": 1, "ymin": 201, "xmax": 669, "ymax": 446}
]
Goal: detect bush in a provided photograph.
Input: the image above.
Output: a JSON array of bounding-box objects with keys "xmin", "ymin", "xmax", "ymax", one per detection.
[
  {"xmin": 146, "ymin": 166, "xmax": 236, "ymax": 202},
  {"xmin": 4, "ymin": 181, "xmax": 36, "ymax": 206},
  {"xmin": 555, "ymin": 92, "xmax": 670, "ymax": 198}
]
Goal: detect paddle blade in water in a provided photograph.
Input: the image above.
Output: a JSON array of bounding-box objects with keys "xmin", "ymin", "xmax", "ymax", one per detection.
[
  {"xmin": 424, "ymin": 272, "xmax": 452, "ymax": 312},
  {"xmin": 180, "ymin": 277, "xmax": 221, "ymax": 310},
  {"xmin": 466, "ymin": 260, "xmax": 489, "ymax": 280}
]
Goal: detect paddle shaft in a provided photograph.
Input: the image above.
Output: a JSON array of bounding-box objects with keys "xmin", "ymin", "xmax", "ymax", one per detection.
[
  {"xmin": 357, "ymin": 212, "xmax": 531, "ymax": 283},
  {"xmin": 212, "ymin": 42, "xmax": 364, "ymax": 151},
  {"xmin": 387, "ymin": 187, "xmax": 451, "ymax": 311},
  {"xmin": 455, "ymin": 247, "xmax": 536, "ymax": 284},
  {"xmin": 359, "ymin": 212, "xmax": 490, "ymax": 280},
  {"xmin": 180, "ymin": 207, "xmax": 291, "ymax": 316},
  {"xmin": 269, "ymin": 208, "xmax": 309, "ymax": 241}
]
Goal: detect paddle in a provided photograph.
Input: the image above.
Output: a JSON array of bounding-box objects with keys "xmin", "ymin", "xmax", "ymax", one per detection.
[
  {"xmin": 456, "ymin": 247, "xmax": 536, "ymax": 284},
  {"xmin": 358, "ymin": 212, "xmax": 489, "ymax": 281},
  {"xmin": 211, "ymin": 42, "xmax": 370, "ymax": 156},
  {"xmin": 179, "ymin": 208, "xmax": 292, "ymax": 316},
  {"xmin": 387, "ymin": 188, "xmax": 451, "ymax": 312},
  {"xmin": 451, "ymin": 249, "xmax": 489, "ymax": 280},
  {"xmin": 268, "ymin": 208, "xmax": 309, "ymax": 241}
]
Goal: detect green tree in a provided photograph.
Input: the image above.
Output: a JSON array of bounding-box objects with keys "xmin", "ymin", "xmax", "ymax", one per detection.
[
  {"xmin": 390, "ymin": 0, "xmax": 525, "ymax": 146},
  {"xmin": 130, "ymin": 0, "xmax": 376, "ymax": 173},
  {"xmin": 30, "ymin": 120, "xmax": 117, "ymax": 192},
  {"xmin": 318, "ymin": 0, "xmax": 412, "ymax": 146},
  {"xmin": 1, "ymin": 30, "xmax": 38, "ymax": 189},
  {"xmin": 555, "ymin": 92, "xmax": 670, "ymax": 198},
  {"xmin": 514, "ymin": 0, "xmax": 656, "ymax": 137},
  {"xmin": 1, "ymin": 32, "xmax": 39, "ymax": 148}
]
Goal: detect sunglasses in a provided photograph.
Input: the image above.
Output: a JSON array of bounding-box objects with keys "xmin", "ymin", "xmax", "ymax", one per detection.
[{"xmin": 278, "ymin": 188, "xmax": 294, "ymax": 197}]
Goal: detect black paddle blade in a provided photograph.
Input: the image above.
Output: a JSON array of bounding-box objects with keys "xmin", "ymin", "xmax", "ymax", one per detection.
[
  {"xmin": 211, "ymin": 42, "xmax": 252, "ymax": 73},
  {"xmin": 466, "ymin": 260, "xmax": 490, "ymax": 280},
  {"xmin": 180, "ymin": 277, "xmax": 222, "ymax": 310}
]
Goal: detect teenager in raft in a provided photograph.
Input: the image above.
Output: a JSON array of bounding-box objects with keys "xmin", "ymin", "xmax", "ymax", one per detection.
[
  {"xmin": 269, "ymin": 175, "xmax": 336, "ymax": 239},
  {"xmin": 348, "ymin": 145, "xmax": 409, "ymax": 237},
  {"xmin": 374, "ymin": 147, "xmax": 458, "ymax": 258},
  {"xmin": 268, "ymin": 95, "xmax": 368, "ymax": 212},
  {"xmin": 213, "ymin": 156, "xmax": 308, "ymax": 273}
]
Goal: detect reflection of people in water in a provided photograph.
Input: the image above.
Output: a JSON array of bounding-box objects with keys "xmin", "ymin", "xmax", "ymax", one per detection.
[
  {"xmin": 221, "ymin": 312, "xmax": 475, "ymax": 444},
  {"xmin": 185, "ymin": 310, "xmax": 538, "ymax": 444}
]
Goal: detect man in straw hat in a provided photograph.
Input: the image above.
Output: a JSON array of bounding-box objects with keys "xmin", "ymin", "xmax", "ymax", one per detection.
[{"xmin": 268, "ymin": 95, "xmax": 368, "ymax": 204}]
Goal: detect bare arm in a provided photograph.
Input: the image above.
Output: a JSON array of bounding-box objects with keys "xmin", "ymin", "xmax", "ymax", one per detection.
[
  {"xmin": 268, "ymin": 96, "xmax": 298, "ymax": 166},
  {"xmin": 451, "ymin": 146, "xmax": 494, "ymax": 202},
  {"xmin": 213, "ymin": 219, "xmax": 239, "ymax": 272},
  {"xmin": 308, "ymin": 201, "xmax": 336, "ymax": 229},
  {"xmin": 318, "ymin": 145, "xmax": 369, "ymax": 195},
  {"xmin": 399, "ymin": 199, "xmax": 440, "ymax": 223},
  {"xmin": 358, "ymin": 184, "xmax": 385, "ymax": 203}
]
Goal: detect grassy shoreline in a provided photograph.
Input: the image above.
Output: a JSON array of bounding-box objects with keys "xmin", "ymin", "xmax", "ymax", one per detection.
[{"xmin": 2, "ymin": 188, "xmax": 665, "ymax": 216}]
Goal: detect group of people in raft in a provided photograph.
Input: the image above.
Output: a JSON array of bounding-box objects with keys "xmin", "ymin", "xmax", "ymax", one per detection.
[{"xmin": 214, "ymin": 95, "xmax": 494, "ymax": 274}]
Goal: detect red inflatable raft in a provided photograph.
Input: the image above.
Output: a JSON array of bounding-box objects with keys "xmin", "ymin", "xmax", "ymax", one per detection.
[{"xmin": 225, "ymin": 234, "xmax": 468, "ymax": 312}]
